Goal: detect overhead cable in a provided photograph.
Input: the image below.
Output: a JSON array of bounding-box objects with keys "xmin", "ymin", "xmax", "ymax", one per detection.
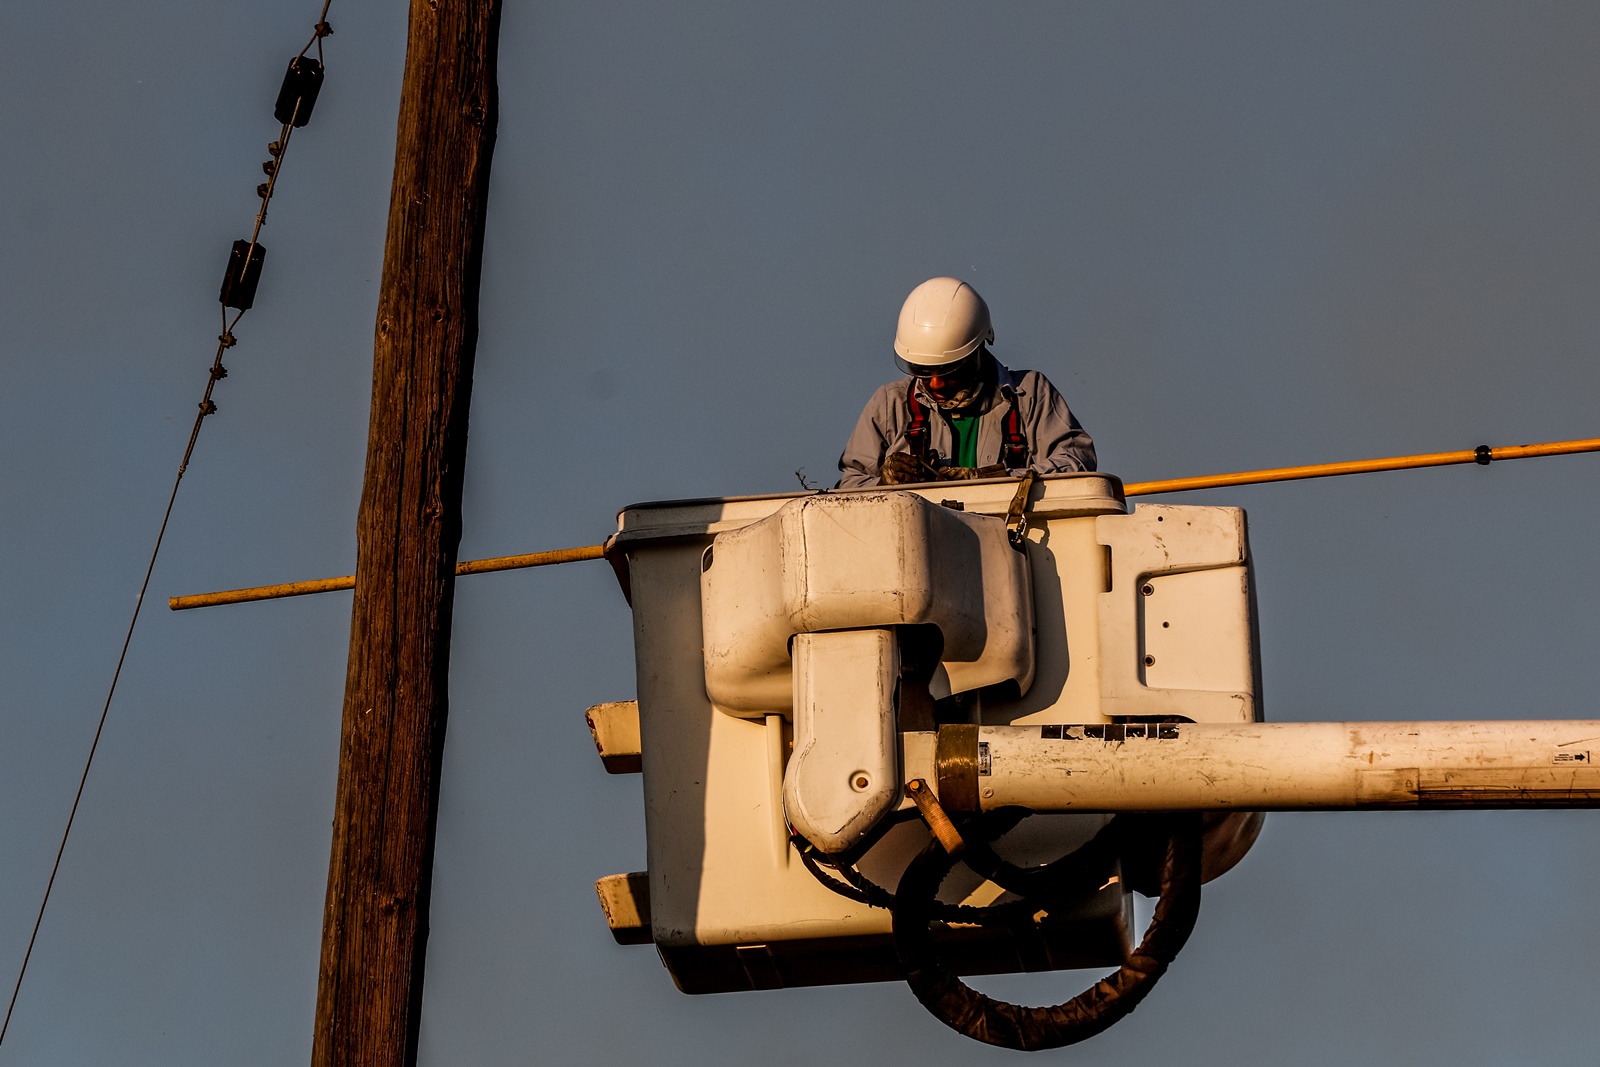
[{"xmin": 1, "ymin": 4, "xmax": 337, "ymax": 1047}]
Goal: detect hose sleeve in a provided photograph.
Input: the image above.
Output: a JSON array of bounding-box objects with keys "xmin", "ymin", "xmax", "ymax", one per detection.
[{"xmin": 892, "ymin": 812, "xmax": 1203, "ymax": 1051}]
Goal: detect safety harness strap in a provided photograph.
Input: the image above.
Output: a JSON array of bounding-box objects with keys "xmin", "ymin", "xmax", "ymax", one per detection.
[
  {"xmin": 1000, "ymin": 386, "xmax": 1029, "ymax": 469},
  {"xmin": 905, "ymin": 379, "xmax": 930, "ymax": 463},
  {"xmin": 906, "ymin": 378, "xmax": 1029, "ymax": 471}
]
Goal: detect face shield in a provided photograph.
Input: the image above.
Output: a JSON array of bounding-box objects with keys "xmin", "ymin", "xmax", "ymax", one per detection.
[{"xmin": 895, "ymin": 350, "xmax": 980, "ymax": 380}]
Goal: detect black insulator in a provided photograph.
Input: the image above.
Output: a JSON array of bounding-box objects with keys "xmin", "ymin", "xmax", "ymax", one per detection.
[
  {"xmin": 220, "ymin": 239, "xmax": 266, "ymax": 310},
  {"xmin": 1475, "ymin": 444, "xmax": 1493, "ymax": 465},
  {"xmin": 274, "ymin": 56, "xmax": 324, "ymax": 128}
]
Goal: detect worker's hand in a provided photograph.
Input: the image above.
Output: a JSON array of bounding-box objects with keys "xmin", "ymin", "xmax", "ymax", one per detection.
[
  {"xmin": 934, "ymin": 464, "xmax": 1008, "ymax": 481},
  {"xmin": 879, "ymin": 452, "xmax": 927, "ymax": 485}
]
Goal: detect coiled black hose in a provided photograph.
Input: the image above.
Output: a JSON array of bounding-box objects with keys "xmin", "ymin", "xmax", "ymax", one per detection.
[{"xmin": 891, "ymin": 812, "xmax": 1203, "ymax": 1051}]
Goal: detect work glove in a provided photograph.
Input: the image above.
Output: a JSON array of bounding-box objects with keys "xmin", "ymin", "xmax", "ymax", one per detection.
[
  {"xmin": 879, "ymin": 452, "xmax": 928, "ymax": 485},
  {"xmin": 934, "ymin": 464, "xmax": 1008, "ymax": 481}
]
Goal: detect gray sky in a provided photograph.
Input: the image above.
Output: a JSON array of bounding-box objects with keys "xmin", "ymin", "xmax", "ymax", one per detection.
[{"xmin": 4, "ymin": 1, "xmax": 1600, "ymax": 1063}]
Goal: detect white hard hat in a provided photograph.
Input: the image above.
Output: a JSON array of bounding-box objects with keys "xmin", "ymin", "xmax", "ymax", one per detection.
[{"xmin": 893, "ymin": 277, "xmax": 994, "ymax": 374}]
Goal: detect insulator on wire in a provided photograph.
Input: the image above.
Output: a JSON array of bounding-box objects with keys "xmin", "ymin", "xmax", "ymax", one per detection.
[
  {"xmin": 220, "ymin": 240, "xmax": 266, "ymax": 311},
  {"xmin": 274, "ymin": 56, "xmax": 324, "ymax": 128}
]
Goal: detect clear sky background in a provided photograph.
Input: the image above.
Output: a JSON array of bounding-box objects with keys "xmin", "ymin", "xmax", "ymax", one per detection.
[{"xmin": 3, "ymin": 1, "xmax": 1600, "ymax": 1063}]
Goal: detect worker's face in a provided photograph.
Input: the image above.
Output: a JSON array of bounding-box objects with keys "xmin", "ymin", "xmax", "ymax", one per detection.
[{"xmin": 917, "ymin": 355, "xmax": 980, "ymax": 403}]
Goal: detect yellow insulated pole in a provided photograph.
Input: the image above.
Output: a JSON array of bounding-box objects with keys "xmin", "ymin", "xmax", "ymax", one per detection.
[
  {"xmin": 169, "ymin": 435, "xmax": 1600, "ymax": 612},
  {"xmin": 168, "ymin": 545, "xmax": 603, "ymax": 610},
  {"xmin": 1122, "ymin": 436, "xmax": 1600, "ymax": 496}
]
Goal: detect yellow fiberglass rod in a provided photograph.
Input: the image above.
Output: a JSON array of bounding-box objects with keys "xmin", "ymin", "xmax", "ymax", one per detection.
[
  {"xmin": 1120, "ymin": 435, "xmax": 1600, "ymax": 496},
  {"xmin": 169, "ymin": 435, "xmax": 1600, "ymax": 612},
  {"xmin": 167, "ymin": 544, "xmax": 605, "ymax": 611}
]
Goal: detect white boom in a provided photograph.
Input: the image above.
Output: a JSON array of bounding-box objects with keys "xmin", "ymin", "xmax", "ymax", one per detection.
[{"xmin": 916, "ymin": 720, "xmax": 1600, "ymax": 812}]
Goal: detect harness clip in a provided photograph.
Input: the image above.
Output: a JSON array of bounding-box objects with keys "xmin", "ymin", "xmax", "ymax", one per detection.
[{"xmin": 1004, "ymin": 470, "xmax": 1038, "ymax": 550}]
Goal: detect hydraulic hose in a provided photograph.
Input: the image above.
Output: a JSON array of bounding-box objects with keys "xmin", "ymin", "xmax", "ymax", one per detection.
[
  {"xmin": 891, "ymin": 812, "xmax": 1203, "ymax": 1051},
  {"xmin": 797, "ymin": 825, "xmax": 1041, "ymax": 925}
]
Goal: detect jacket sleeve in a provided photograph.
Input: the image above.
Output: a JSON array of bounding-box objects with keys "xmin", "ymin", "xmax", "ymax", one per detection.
[
  {"xmin": 836, "ymin": 385, "xmax": 897, "ymax": 488},
  {"xmin": 1019, "ymin": 372, "xmax": 1096, "ymax": 475}
]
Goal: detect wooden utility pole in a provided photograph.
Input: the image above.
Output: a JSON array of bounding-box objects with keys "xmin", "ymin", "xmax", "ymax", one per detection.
[{"xmin": 311, "ymin": 1, "xmax": 500, "ymax": 1063}]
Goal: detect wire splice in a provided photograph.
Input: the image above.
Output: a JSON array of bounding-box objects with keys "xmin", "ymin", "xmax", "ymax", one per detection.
[{"xmin": 1475, "ymin": 444, "xmax": 1493, "ymax": 465}]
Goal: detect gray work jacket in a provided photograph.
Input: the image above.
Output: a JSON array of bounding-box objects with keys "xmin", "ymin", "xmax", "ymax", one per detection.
[{"xmin": 836, "ymin": 360, "xmax": 1096, "ymax": 488}]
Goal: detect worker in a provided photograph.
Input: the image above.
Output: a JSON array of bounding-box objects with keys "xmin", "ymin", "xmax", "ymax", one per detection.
[{"xmin": 837, "ymin": 277, "xmax": 1096, "ymax": 488}]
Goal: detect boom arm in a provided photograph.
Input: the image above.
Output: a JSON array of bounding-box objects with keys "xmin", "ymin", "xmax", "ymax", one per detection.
[{"xmin": 916, "ymin": 720, "xmax": 1600, "ymax": 813}]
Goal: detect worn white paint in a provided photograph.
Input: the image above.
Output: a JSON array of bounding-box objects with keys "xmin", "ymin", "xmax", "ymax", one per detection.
[
  {"xmin": 600, "ymin": 473, "xmax": 1266, "ymax": 992},
  {"xmin": 700, "ymin": 489, "xmax": 1033, "ymax": 713},
  {"xmin": 784, "ymin": 629, "xmax": 902, "ymax": 852},
  {"xmin": 1096, "ymin": 504, "xmax": 1257, "ymax": 722},
  {"xmin": 974, "ymin": 720, "xmax": 1600, "ymax": 811}
]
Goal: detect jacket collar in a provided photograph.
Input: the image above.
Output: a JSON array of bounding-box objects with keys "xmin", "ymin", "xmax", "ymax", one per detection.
[{"xmin": 911, "ymin": 356, "xmax": 1022, "ymax": 416}]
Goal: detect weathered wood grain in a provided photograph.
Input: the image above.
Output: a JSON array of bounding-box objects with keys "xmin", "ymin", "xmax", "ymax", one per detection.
[{"xmin": 312, "ymin": 2, "xmax": 500, "ymax": 1063}]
